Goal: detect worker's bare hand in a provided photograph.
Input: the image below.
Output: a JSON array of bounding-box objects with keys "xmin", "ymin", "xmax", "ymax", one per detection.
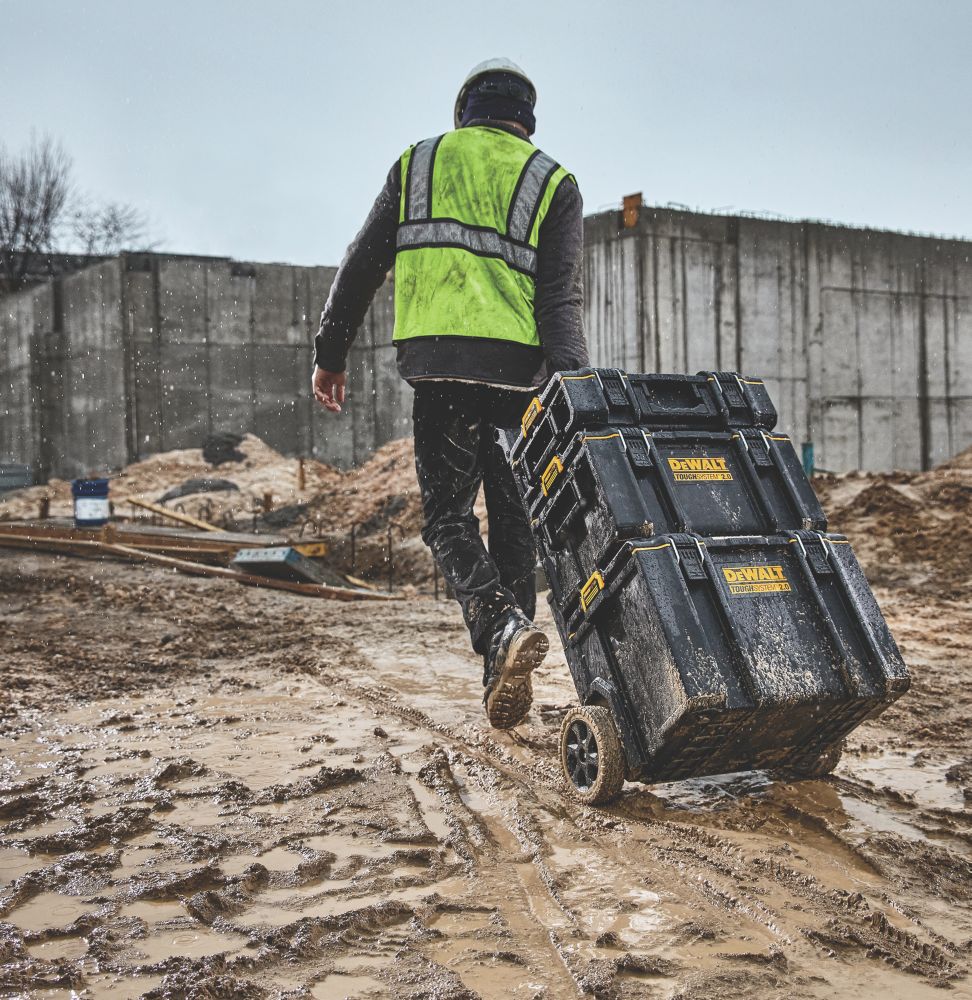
[{"xmin": 312, "ymin": 367, "xmax": 346, "ymax": 413}]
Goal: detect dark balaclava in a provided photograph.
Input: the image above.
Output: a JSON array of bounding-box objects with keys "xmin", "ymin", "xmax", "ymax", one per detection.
[{"xmin": 459, "ymin": 71, "xmax": 536, "ymax": 136}]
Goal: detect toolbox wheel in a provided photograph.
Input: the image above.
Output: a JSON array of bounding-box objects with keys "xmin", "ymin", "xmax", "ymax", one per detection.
[
  {"xmin": 772, "ymin": 740, "xmax": 845, "ymax": 781},
  {"xmin": 560, "ymin": 705, "xmax": 625, "ymax": 805}
]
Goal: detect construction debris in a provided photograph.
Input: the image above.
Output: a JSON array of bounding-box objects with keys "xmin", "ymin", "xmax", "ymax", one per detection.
[
  {"xmin": 231, "ymin": 546, "xmax": 348, "ymax": 587},
  {"xmin": 125, "ymin": 495, "xmax": 223, "ymax": 532},
  {"xmin": 0, "ymin": 528, "xmax": 391, "ymax": 601},
  {"xmin": 0, "ymin": 434, "xmax": 442, "ymax": 584}
]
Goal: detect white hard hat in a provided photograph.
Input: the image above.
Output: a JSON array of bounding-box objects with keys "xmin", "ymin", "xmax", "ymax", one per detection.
[{"xmin": 454, "ymin": 58, "xmax": 537, "ymax": 127}]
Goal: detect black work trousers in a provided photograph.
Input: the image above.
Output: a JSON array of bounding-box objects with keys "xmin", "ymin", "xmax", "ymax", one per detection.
[{"xmin": 412, "ymin": 381, "xmax": 538, "ymax": 655}]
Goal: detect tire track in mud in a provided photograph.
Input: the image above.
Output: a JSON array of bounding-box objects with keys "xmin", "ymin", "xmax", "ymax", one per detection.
[
  {"xmin": 315, "ymin": 646, "xmax": 969, "ymax": 994},
  {"xmin": 3, "ymin": 555, "xmax": 971, "ymax": 997}
]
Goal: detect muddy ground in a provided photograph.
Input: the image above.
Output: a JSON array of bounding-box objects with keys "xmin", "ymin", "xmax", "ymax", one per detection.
[{"xmin": 1, "ymin": 552, "xmax": 971, "ymax": 999}]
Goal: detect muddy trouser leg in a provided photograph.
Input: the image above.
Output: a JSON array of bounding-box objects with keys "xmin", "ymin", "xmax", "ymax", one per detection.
[
  {"xmin": 413, "ymin": 383, "xmax": 523, "ymax": 655},
  {"xmin": 481, "ymin": 405, "xmax": 537, "ymax": 623}
]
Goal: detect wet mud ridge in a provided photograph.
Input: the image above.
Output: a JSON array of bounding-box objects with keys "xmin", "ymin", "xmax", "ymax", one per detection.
[{"xmin": 2, "ymin": 553, "xmax": 972, "ymax": 998}]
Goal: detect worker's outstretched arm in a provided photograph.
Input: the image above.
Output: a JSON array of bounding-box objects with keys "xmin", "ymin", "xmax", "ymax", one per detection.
[
  {"xmin": 313, "ymin": 162, "xmax": 400, "ymax": 411},
  {"xmin": 534, "ymin": 178, "xmax": 588, "ymax": 377}
]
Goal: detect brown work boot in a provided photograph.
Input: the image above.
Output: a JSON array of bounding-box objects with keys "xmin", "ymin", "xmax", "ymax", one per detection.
[{"xmin": 483, "ymin": 612, "xmax": 549, "ymax": 729}]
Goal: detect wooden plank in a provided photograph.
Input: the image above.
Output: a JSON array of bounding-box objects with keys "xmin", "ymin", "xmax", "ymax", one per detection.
[
  {"xmin": 105, "ymin": 544, "xmax": 395, "ymax": 602},
  {"xmin": 0, "ymin": 530, "xmax": 395, "ymax": 602},
  {"xmin": 0, "ymin": 520, "xmax": 283, "ymax": 552},
  {"xmin": 125, "ymin": 496, "xmax": 222, "ymax": 532},
  {"xmin": 0, "ymin": 533, "xmax": 230, "ymax": 563},
  {"xmin": 0, "ymin": 532, "xmax": 113, "ymax": 558}
]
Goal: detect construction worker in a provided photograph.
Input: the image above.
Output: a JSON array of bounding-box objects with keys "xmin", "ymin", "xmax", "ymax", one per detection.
[{"xmin": 312, "ymin": 58, "xmax": 588, "ymax": 729}]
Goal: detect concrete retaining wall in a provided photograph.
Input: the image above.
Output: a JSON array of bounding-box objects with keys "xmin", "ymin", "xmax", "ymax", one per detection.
[
  {"xmin": 0, "ymin": 253, "xmax": 409, "ymax": 479},
  {"xmin": 3, "ymin": 210, "xmax": 971, "ymax": 481},
  {"xmin": 584, "ymin": 207, "xmax": 972, "ymax": 472}
]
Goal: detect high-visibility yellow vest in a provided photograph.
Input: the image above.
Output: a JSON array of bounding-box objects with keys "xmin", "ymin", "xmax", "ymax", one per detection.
[{"xmin": 394, "ymin": 126, "xmax": 572, "ymax": 348}]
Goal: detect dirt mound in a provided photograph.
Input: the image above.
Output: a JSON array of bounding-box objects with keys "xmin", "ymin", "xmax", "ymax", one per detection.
[
  {"xmin": 817, "ymin": 457, "xmax": 972, "ymax": 597},
  {"xmin": 935, "ymin": 442, "xmax": 972, "ymax": 471},
  {"xmin": 0, "ymin": 435, "xmax": 491, "ymax": 586},
  {"xmin": 0, "ymin": 434, "xmax": 342, "ymax": 524}
]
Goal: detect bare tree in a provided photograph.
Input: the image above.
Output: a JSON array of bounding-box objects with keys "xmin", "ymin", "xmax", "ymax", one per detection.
[
  {"xmin": 0, "ymin": 134, "xmax": 156, "ymax": 292},
  {"xmin": 71, "ymin": 200, "xmax": 149, "ymax": 255},
  {"xmin": 0, "ymin": 135, "xmax": 72, "ymax": 291}
]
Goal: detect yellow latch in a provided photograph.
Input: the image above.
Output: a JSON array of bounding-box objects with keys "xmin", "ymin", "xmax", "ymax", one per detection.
[
  {"xmin": 541, "ymin": 455, "xmax": 563, "ymax": 495},
  {"xmin": 580, "ymin": 570, "xmax": 605, "ymax": 611},
  {"xmin": 521, "ymin": 397, "xmax": 543, "ymax": 437}
]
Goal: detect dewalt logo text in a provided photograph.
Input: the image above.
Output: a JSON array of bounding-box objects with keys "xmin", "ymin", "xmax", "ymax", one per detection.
[
  {"xmin": 667, "ymin": 456, "xmax": 733, "ymax": 482},
  {"xmin": 722, "ymin": 564, "xmax": 791, "ymax": 595}
]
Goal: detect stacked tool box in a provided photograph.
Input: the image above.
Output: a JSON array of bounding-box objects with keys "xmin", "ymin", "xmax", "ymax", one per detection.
[{"xmin": 501, "ymin": 369, "xmax": 909, "ymax": 804}]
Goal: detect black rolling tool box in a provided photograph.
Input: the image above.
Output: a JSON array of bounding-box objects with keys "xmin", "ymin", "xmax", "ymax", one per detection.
[
  {"xmin": 527, "ymin": 425, "xmax": 826, "ymax": 608},
  {"xmin": 509, "ymin": 368, "xmax": 777, "ymax": 485},
  {"xmin": 558, "ymin": 533, "xmax": 909, "ymax": 789},
  {"xmin": 497, "ymin": 368, "xmax": 909, "ymax": 804}
]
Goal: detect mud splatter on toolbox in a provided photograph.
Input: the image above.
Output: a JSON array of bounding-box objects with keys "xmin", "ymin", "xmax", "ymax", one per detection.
[{"xmin": 501, "ymin": 367, "xmax": 909, "ymax": 803}]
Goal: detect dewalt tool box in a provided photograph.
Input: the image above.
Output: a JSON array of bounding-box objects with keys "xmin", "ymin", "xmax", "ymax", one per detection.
[
  {"xmin": 510, "ymin": 368, "xmax": 777, "ymax": 484},
  {"xmin": 560, "ymin": 533, "xmax": 909, "ymax": 786},
  {"xmin": 525, "ymin": 425, "xmax": 825, "ymax": 607},
  {"xmin": 498, "ymin": 368, "xmax": 909, "ymax": 805}
]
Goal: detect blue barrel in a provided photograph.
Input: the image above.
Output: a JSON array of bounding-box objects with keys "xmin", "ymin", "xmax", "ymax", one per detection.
[{"xmin": 72, "ymin": 478, "xmax": 110, "ymax": 528}]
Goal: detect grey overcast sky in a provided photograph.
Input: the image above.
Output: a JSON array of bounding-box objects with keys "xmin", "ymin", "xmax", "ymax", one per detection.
[{"xmin": 2, "ymin": 0, "xmax": 969, "ymax": 266}]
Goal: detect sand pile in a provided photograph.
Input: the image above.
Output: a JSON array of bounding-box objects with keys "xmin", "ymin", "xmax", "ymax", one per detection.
[
  {"xmin": 0, "ymin": 434, "xmax": 437, "ymax": 584},
  {"xmin": 816, "ymin": 444, "xmax": 972, "ymax": 596},
  {"xmin": 0, "ymin": 434, "xmax": 424, "ymax": 535},
  {"xmin": 0, "ymin": 435, "xmax": 338, "ymax": 524}
]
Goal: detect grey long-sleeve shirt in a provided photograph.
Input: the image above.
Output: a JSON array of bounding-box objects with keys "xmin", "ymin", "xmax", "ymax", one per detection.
[{"xmin": 314, "ymin": 122, "xmax": 588, "ymax": 387}]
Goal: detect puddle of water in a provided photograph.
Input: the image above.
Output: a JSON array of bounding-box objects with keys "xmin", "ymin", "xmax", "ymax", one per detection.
[
  {"xmin": 844, "ymin": 752, "xmax": 965, "ymax": 812},
  {"xmin": 618, "ymin": 888, "xmax": 666, "ymax": 945},
  {"xmin": 160, "ymin": 798, "xmax": 234, "ymax": 827},
  {"xmin": 403, "ymin": 771, "xmax": 455, "ymax": 843},
  {"xmin": 120, "ymin": 899, "xmax": 187, "ymax": 922},
  {"xmin": 60, "ymin": 973, "xmax": 164, "ymax": 999},
  {"xmin": 303, "ymin": 833, "xmax": 402, "ymax": 861},
  {"xmin": 332, "ymin": 954, "xmax": 390, "ymax": 974},
  {"xmin": 544, "ymin": 843, "xmax": 669, "ymax": 944},
  {"xmin": 256, "ymin": 845, "xmax": 304, "ymax": 870},
  {"xmin": 427, "ymin": 908, "xmax": 492, "ymax": 936},
  {"xmin": 839, "ymin": 795, "xmax": 929, "ymax": 841},
  {"xmin": 0, "ymin": 846, "xmax": 45, "ymax": 884},
  {"xmin": 17, "ymin": 816, "xmax": 77, "ymax": 840},
  {"xmin": 423, "ymin": 931, "xmax": 548, "ymax": 1000},
  {"xmin": 837, "ymin": 751, "xmax": 968, "ymax": 843},
  {"xmin": 6, "ymin": 892, "xmax": 97, "ymax": 932},
  {"xmin": 26, "ymin": 936, "xmax": 89, "ymax": 960},
  {"xmin": 650, "ymin": 770, "xmax": 774, "ymax": 811},
  {"xmin": 138, "ymin": 924, "xmax": 249, "ymax": 959},
  {"xmin": 310, "ymin": 973, "xmax": 385, "ymax": 999}
]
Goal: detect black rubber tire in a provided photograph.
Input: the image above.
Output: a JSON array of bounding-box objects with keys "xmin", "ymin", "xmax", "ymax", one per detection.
[
  {"xmin": 559, "ymin": 705, "xmax": 625, "ymax": 805},
  {"xmin": 772, "ymin": 740, "xmax": 845, "ymax": 781}
]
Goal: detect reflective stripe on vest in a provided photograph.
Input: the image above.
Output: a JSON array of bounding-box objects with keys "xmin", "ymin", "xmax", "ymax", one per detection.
[
  {"xmin": 397, "ymin": 220, "xmax": 537, "ymax": 276},
  {"xmin": 398, "ymin": 136, "xmax": 558, "ymax": 279},
  {"xmin": 404, "ymin": 136, "xmax": 441, "ymax": 221},
  {"xmin": 506, "ymin": 151, "xmax": 558, "ymax": 243}
]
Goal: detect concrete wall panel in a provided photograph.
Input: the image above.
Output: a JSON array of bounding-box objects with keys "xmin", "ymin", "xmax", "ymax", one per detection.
[
  {"xmin": 5, "ymin": 213, "xmax": 972, "ymax": 481},
  {"xmin": 586, "ymin": 208, "xmax": 972, "ymax": 471}
]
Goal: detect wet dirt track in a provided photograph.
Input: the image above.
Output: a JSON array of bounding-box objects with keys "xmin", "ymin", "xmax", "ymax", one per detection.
[{"xmin": 1, "ymin": 553, "xmax": 971, "ymax": 999}]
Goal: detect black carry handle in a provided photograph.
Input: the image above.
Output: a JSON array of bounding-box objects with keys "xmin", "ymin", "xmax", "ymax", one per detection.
[
  {"xmin": 540, "ymin": 475, "xmax": 585, "ymax": 546},
  {"xmin": 635, "ymin": 377, "xmax": 725, "ymax": 426}
]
